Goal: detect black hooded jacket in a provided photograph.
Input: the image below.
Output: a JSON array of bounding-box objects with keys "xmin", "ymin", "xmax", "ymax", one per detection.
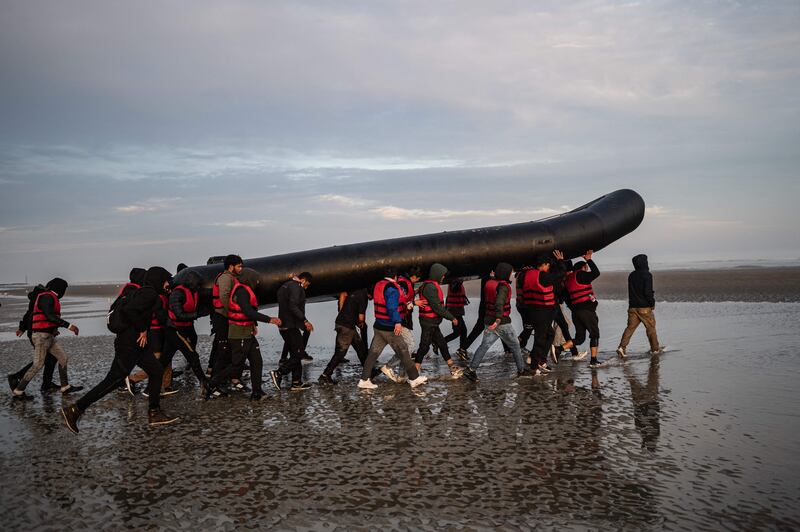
[
  {"xmin": 18, "ymin": 278, "xmax": 71, "ymax": 335},
  {"xmin": 628, "ymin": 255, "xmax": 655, "ymax": 308},
  {"xmin": 120, "ymin": 267, "xmax": 172, "ymax": 335},
  {"xmin": 167, "ymin": 270, "xmax": 206, "ymax": 327}
]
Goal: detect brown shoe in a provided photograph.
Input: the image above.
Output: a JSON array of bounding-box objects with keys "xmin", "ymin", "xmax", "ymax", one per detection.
[
  {"xmin": 61, "ymin": 405, "xmax": 81, "ymax": 434},
  {"xmin": 148, "ymin": 409, "xmax": 179, "ymax": 427}
]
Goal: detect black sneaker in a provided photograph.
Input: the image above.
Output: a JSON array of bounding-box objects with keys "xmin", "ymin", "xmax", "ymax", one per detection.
[
  {"xmin": 455, "ymin": 348, "xmax": 469, "ymax": 362},
  {"xmin": 148, "ymin": 409, "xmax": 179, "ymax": 426},
  {"xmin": 588, "ymin": 358, "xmax": 602, "ymax": 368},
  {"xmin": 171, "ymin": 370, "xmax": 184, "ymax": 378},
  {"xmin": 12, "ymin": 392, "xmax": 34, "ymax": 401},
  {"xmin": 230, "ymin": 382, "xmax": 250, "ymax": 393},
  {"xmin": 291, "ymin": 381, "xmax": 312, "ymax": 391},
  {"xmin": 61, "ymin": 385, "xmax": 84, "ymax": 394},
  {"xmin": 203, "ymin": 385, "xmax": 228, "ymax": 400},
  {"xmin": 538, "ymin": 364, "xmax": 552, "ymax": 374},
  {"xmin": 161, "ymin": 387, "xmax": 179, "ymax": 396},
  {"xmin": 318, "ymin": 374, "xmax": 336, "ymax": 386},
  {"xmin": 301, "ymin": 353, "xmax": 313, "ymax": 364},
  {"xmin": 7, "ymin": 373, "xmax": 20, "ymax": 392},
  {"xmin": 517, "ymin": 368, "xmax": 537, "ymax": 378},
  {"xmin": 462, "ymin": 367, "xmax": 479, "ymax": 382},
  {"xmin": 41, "ymin": 381, "xmax": 60, "ymax": 393},
  {"xmin": 270, "ymin": 370, "xmax": 282, "ymax": 390},
  {"xmin": 250, "ymin": 389, "xmax": 267, "ymax": 401},
  {"xmin": 61, "ymin": 405, "xmax": 81, "ymax": 434}
]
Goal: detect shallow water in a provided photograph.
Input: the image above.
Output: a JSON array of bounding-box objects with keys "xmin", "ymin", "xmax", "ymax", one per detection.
[{"xmin": 1, "ymin": 299, "xmax": 799, "ymax": 530}]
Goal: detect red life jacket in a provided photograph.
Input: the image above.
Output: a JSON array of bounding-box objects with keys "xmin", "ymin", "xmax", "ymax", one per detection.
[
  {"xmin": 445, "ymin": 281, "xmax": 468, "ymax": 309},
  {"xmin": 373, "ymin": 279, "xmax": 402, "ymax": 321},
  {"xmin": 397, "ymin": 277, "xmax": 414, "ymax": 318},
  {"xmin": 211, "ymin": 272, "xmax": 225, "ymax": 310},
  {"xmin": 418, "ymin": 280, "xmax": 444, "ymax": 319},
  {"xmin": 117, "ymin": 282, "xmax": 140, "ymax": 297},
  {"xmin": 484, "ymin": 279, "xmax": 512, "ymax": 317},
  {"xmin": 32, "ymin": 290, "xmax": 61, "ymax": 331},
  {"xmin": 168, "ymin": 285, "xmax": 198, "ymax": 327},
  {"xmin": 150, "ymin": 293, "xmax": 168, "ymax": 330},
  {"xmin": 228, "ymin": 281, "xmax": 258, "ymax": 328},
  {"xmin": 520, "ymin": 269, "xmax": 555, "ymax": 306},
  {"xmin": 565, "ymin": 271, "xmax": 596, "ymax": 305}
]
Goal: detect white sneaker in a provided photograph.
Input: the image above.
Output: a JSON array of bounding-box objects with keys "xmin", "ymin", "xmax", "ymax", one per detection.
[
  {"xmin": 449, "ymin": 366, "xmax": 464, "ymax": 379},
  {"xmin": 408, "ymin": 375, "xmax": 428, "ymax": 388},
  {"xmin": 649, "ymin": 345, "xmax": 667, "ymax": 355},
  {"xmin": 380, "ymin": 365, "xmax": 399, "ymax": 383},
  {"xmin": 526, "ymin": 355, "xmax": 532, "ymax": 365},
  {"xmin": 616, "ymin": 346, "xmax": 626, "ymax": 358},
  {"xmin": 358, "ymin": 379, "xmax": 378, "ymax": 390},
  {"xmin": 573, "ymin": 350, "xmax": 589, "ymax": 361}
]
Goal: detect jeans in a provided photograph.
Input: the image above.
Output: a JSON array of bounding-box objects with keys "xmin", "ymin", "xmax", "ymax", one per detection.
[
  {"xmin": 18, "ymin": 333, "xmax": 68, "ymax": 391},
  {"xmin": 469, "ymin": 323, "xmax": 526, "ymax": 372}
]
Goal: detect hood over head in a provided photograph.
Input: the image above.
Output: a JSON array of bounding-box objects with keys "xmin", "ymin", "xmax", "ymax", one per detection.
[
  {"xmin": 238, "ymin": 268, "xmax": 260, "ymax": 290},
  {"xmin": 181, "ymin": 270, "xmax": 202, "ymax": 291},
  {"xmin": 176, "ymin": 263, "xmax": 188, "ymax": 273},
  {"xmin": 45, "ymin": 278, "xmax": 68, "ymax": 298},
  {"xmin": 495, "ymin": 262, "xmax": 513, "ymax": 282},
  {"xmin": 428, "ymin": 263, "xmax": 448, "ymax": 282},
  {"xmin": 129, "ymin": 267, "xmax": 146, "ymax": 285},
  {"xmin": 144, "ymin": 266, "xmax": 172, "ymax": 293},
  {"xmin": 632, "ymin": 254, "xmax": 649, "ymax": 271}
]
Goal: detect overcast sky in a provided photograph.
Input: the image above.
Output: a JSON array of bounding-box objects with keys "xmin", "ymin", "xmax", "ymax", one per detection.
[{"xmin": 1, "ymin": 0, "xmax": 798, "ymax": 282}]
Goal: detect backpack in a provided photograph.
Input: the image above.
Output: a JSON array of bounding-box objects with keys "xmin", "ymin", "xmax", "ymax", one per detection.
[{"xmin": 107, "ymin": 290, "xmax": 133, "ymax": 334}]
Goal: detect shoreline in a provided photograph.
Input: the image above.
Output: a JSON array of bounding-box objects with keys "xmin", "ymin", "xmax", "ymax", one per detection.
[{"xmin": 1, "ymin": 266, "xmax": 799, "ymax": 302}]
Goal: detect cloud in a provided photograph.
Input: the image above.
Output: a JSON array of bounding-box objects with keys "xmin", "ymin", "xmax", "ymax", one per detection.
[
  {"xmin": 114, "ymin": 197, "xmax": 181, "ymax": 214},
  {"xmin": 316, "ymin": 194, "xmax": 373, "ymax": 207},
  {"xmin": 212, "ymin": 219, "xmax": 273, "ymax": 228},
  {"xmin": 646, "ymin": 205, "xmax": 669, "ymax": 216},
  {"xmin": 368, "ymin": 206, "xmax": 564, "ymax": 221}
]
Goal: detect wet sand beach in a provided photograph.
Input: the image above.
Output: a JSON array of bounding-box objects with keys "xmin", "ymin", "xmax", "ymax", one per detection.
[{"xmin": 1, "ymin": 268, "xmax": 799, "ymax": 530}]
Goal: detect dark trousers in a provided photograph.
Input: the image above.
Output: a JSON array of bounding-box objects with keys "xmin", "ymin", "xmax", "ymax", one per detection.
[
  {"xmin": 278, "ymin": 328, "xmax": 304, "ymax": 383},
  {"xmin": 414, "ymin": 323, "xmax": 451, "ymax": 364},
  {"xmin": 76, "ymin": 335, "xmax": 162, "ymax": 411},
  {"xmin": 572, "ymin": 303, "xmax": 600, "ymax": 347},
  {"xmin": 323, "ymin": 325, "xmax": 367, "ymax": 376},
  {"xmin": 444, "ymin": 317, "xmax": 468, "ymax": 350},
  {"xmin": 161, "ymin": 326, "xmax": 207, "ymax": 384},
  {"xmin": 524, "ymin": 306, "xmax": 556, "ymax": 367},
  {"xmin": 208, "ymin": 312, "xmax": 229, "ymax": 370},
  {"xmin": 553, "ymin": 304, "xmax": 574, "ymax": 343},
  {"xmin": 212, "ymin": 337, "xmax": 263, "ymax": 391},
  {"xmin": 281, "ymin": 328, "xmax": 310, "ymax": 361}
]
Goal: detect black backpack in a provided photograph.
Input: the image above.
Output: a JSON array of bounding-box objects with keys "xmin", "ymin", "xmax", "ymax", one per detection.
[{"xmin": 107, "ymin": 290, "xmax": 134, "ymax": 334}]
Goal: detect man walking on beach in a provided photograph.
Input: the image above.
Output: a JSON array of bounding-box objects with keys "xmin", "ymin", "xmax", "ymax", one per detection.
[
  {"xmin": 462, "ymin": 263, "xmax": 534, "ymax": 381},
  {"xmin": 319, "ymin": 288, "xmax": 369, "ymax": 385},
  {"xmin": 11, "ymin": 278, "xmax": 81, "ymax": 399},
  {"xmin": 565, "ymin": 250, "xmax": 602, "ymax": 367},
  {"xmin": 359, "ymin": 267, "xmax": 426, "ymax": 389},
  {"xmin": 617, "ymin": 254, "xmax": 663, "ymax": 357},
  {"xmin": 270, "ymin": 272, "xmax": 314, "ymax": 391},
  {"xmin": 208, "ymin": 254, "xmax": 245, "ymax": 390},
  {"xmin": 414, "ymin": 263, "xmax": 463, "ymax": 378},
  {"xmin": 61, "ymin": 267, "xmax": 179, "ymax": 432}
]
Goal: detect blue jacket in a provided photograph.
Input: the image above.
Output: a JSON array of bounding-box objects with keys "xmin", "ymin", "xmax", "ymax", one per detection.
[{"xmin": 375, "ymin": 285, "xmax": 402, "ymax": 330}]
